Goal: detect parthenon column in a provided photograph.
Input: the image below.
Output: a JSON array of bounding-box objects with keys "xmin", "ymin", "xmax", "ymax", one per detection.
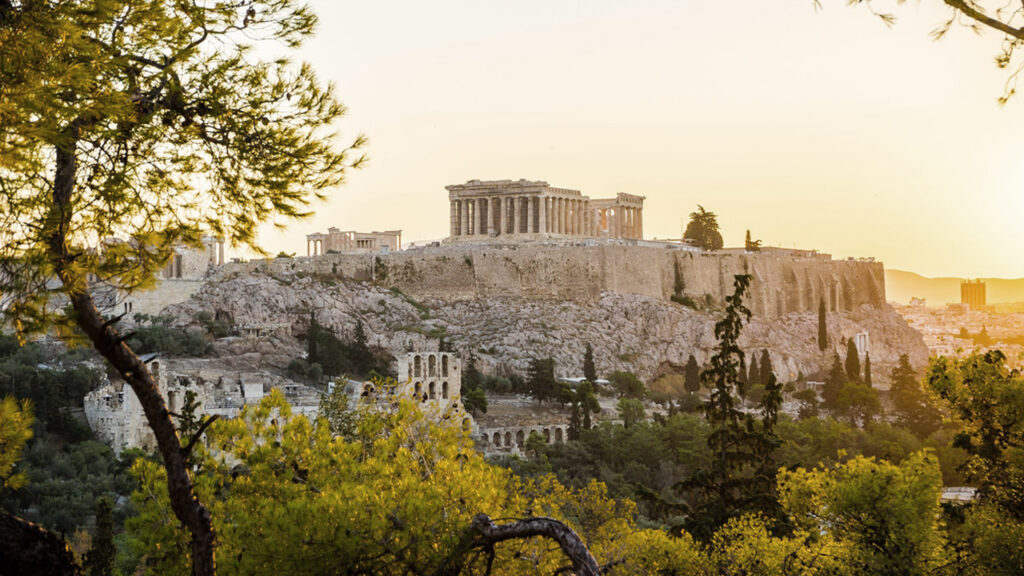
[
  {"xmin": 636, "ymin": 208, "xmax": 643, "ymax": 239},
  {"xmin": 561, "ymin": 196, "xmax": 569, "ymax": 233},
  {"xmin": 450, "ymin": 201, "xmax": 458, "ymax": 237},
  {"xmin": 526, "ymin": 196, "xmax": 535, "ymax": 233},
  {"xmin": 538, "ymin": 195, "xmax": 547, "ymax": 234},
  {"xmin": 614, "ymin": 208, "xmax": 621, "ymax": 238},
  {"xmin": 511, "ymin": 197, "xmax": 520, "ymax": 235},
  {"xmin": 569, "ymin": 200, "xmax": 576, "ymax": 235},
  {"xmin": 576, "ymin": 201, "xmax": 583, "ymax": 236},
  {"xmin": 460, "ymin": 201, "xmax": 468, "ymax": 235}
]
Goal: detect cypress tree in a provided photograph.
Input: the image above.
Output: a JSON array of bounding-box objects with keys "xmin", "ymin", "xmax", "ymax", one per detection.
[
  {"xmin": 748, "ymin": 355, "xmax": 760, "ymax": 388},
  {"xmin": 822, "ymin": 352, "xmax": 846, "ymax": 411},
  {"xmin": 307, "ymin": 312, "xmax": 321, "ymax": 364},
  {"xmin": 583, "ymin": 343, "xmax": 597, "ymax": 383},
  {"xmin": 759, "ymin": 350, "xmax": 773, "ymax": 387},
  {"xmin": 864, "ymin": 352, "xmax": 872, "ymax": 387},
  {"xmin": 684, "ymin": 354, "xmax": 701, "ymax": 393},
  {"xmin": 818, "ymin": 298, "xmax": 828, "ymax": 351},
  {"xmin": 84, "ymin": 498, "xmax": 116, "ymax": 576},
  {"xmin": 845, "ymin": 338, "xmax": 861, "ymax": 383}
]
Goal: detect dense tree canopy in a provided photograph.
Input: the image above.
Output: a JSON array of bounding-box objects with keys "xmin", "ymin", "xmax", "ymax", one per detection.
[{"xmin": 683, "ymin": 205, "xmax": 723, "ymax": 251}]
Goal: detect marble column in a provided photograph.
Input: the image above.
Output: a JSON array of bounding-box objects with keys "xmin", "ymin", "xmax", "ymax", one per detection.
[
  {"xmin": 450, "ymin": 201, "xmax": 458, "ymax": 237},
  {"xmin": 561, "ymin": 196, "xmax": 569, "ymax": 233},
  {"xmin": 637, "ymin": 208, "xmax": 643, "ymax": 239},
  {"xmin": 576, "ymin": 201, "xmax": 583, "ymax": 236},
  {"xmin": 527, "ymin": 196, "xmax": 535, "ymax": 233},
  {"xmin": 512, "ymin": 196, "xmax": 520, "ymax": 235},
  {"xmin": 539, "ymin": 195, "xmax": 547, "ymax": 234},
  {"xmin": 460, "ymin": 201, "xmax": 468, "ymax": 235}
]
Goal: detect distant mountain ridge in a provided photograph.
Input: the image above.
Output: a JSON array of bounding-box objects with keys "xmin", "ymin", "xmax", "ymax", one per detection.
[{"xmin": 886, "ymin": 269, "xmax": 1024, "ymax": 305}]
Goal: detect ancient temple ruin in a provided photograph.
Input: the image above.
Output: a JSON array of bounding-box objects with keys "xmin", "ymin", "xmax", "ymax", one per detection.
[
  {"xmin": 447, "ymin": 179, "xmax": 644, "ymax": 241},
  {"xmin": 306, "ymin": 228, "xmax": 402, "ymax": 256}
]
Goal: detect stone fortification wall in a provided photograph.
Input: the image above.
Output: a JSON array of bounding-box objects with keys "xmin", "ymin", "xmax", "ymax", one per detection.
[{"xmin": 220, "ymin": 245, "xmax": 884, "ymax": 318}]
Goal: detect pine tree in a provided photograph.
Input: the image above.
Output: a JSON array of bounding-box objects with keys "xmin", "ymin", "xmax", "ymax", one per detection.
[
  {"xmin": 845, "ymin": 338, "xmax": 861, "ymax": 383},
  {"xmin": 583, "ymin": 343, "xmax": 597, "ymax": 383},
  {"xmin": 680, "ymin": 274, "xmax": 776, "ymax": 541},
  {"xmin": 864, "ymin": 352, "xmax": 872, "ymax": 387},
  {"xmin": 684, "ymin": 354, "xmax": 701, "ymax": 393},
  {"xmin": 84, "ymin": 498, "xmax": 115, "ymax": 576},
  {"xmin": 683, "ymin": 205, "xmax": 724, "ymax": 250},
  {"xmin": 0, "ymin": 3, "xmax": 366, "ymax": 568},
  {"xmin": 818, "ymin": 298, "xmax": 828, "ymax": 351}
]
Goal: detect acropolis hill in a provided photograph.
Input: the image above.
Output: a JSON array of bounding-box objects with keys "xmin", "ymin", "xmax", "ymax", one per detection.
[
  {"xmin": 158, "ymin": 245, "xmax": 923, "ymax": 388},
  {"xmin": 118, "ymin": 178, "xmax": 927, "ymax": 389}
]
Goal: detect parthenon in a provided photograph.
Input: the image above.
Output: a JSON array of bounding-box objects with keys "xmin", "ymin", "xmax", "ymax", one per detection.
[{"xmin": 447, "ymin": 179, "xmax": 644, "ymax": 241}]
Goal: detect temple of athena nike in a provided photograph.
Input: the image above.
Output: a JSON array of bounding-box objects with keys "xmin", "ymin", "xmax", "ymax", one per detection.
[{"xmin": 447, "ymin": 179, "xmax": 644, "ymax": 241}]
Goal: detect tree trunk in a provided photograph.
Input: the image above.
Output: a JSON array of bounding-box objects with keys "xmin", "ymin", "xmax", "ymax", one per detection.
[{"xmin": 48, "ymin": 129, "xmax": 217, "ymax": 576}]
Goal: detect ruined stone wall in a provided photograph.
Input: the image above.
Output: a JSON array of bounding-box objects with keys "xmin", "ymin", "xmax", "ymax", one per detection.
[{"xmin": 219, "ymin": 245, "xmax": 885, "ymax": 319}]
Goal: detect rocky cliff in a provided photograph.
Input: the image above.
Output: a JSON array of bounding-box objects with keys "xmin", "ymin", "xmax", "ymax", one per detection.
[{"xmin": 163, "ymin": 245, "xmax": 926, "ymax": 385}]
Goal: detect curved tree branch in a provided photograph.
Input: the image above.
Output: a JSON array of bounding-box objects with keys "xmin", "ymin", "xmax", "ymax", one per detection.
[{"xmin": 469, "ymin": 514, "xmax": 601, "ymax": 576}]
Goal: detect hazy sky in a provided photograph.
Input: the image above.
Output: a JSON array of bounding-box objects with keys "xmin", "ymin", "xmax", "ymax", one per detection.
[{"xmin": 253, "ymin": 1, "xmax": 1024, "ymax": 278}]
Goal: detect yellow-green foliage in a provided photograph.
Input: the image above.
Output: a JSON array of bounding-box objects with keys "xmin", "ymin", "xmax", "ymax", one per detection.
[
  {"xmin": 0, "ymin": 396, "xmax": 33, "ymax": 491},
  {"xmin": 126, "ymin": 389, "xmax": 701, "ymax": 575},
  {"xmin": 779, "ymin": 451, "xmax": 946, "ymax": 576},
  {"xmin": 126, "ymin": 391, "xmax": 960, "ymax": 576}
]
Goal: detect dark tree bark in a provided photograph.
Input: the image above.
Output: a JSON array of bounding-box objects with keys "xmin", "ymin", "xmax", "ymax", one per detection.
[
  {"xmin": 469, "ymin": 514, "xmax": 601, "ymax": 576},
  {"xmin": 48, "ymin": 132, "xmax": 217, "ymax": 576},
  {"xmin": 0, "ymin": 512, "xmax": 80, "ymax": 576}
]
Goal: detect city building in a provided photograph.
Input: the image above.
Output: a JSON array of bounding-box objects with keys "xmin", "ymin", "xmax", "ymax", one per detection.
[{"xmin": 961, "ymin": 279, "xmax": 986, "ymax": 309}]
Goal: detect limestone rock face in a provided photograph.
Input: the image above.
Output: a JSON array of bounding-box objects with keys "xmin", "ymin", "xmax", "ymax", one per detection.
[{"xmin": 164, "ymin": 250, "xmax": 927, "ymax": 385}]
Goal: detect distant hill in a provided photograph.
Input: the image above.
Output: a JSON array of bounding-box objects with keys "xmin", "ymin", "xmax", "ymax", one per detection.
[{"xmin": 885, "ymin": 269, "xmax": 1024, "ymax": 305}]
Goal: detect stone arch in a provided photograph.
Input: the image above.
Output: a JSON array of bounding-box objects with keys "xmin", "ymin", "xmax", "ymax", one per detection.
[
  {"xmin": 428, "ymin": 382, "xmax": 436, "ymax": 400},
  {"xmin": 554, "ymin": 428, "xmax": 564, "ymax": 443},
  {"xmin": 414, "ymin": 382, "xmax": 422, "ymax": 396},
  {"xmin": 428, "ymin": 355, "xmax": 437, "ymax": 377},
  {"xmin": 414, "ymin": 355, "xmax": 422, "ymax": 377},
  {"xmin": 442, "ymin": 355, "xmax": 449, "ymax": 377},
  {"xmin": 493, "ymin": 432, "xmax": 501, "ymax": 447},
  {"xmin": 504, "ymin": 431, "xmax": 512, "ymax": 446},
  {"xmin": 543, "ymin": 428, "xmax": 551, "ymax": 442},
  {"xmin": 479, "ymin": 434, "xmax": 488, "ymax": 445},
  {"xmin": 442, "ymin": 381, "xmax": 449, "ymax": 399},
  {"xmin": 516, "ymin": 430, "xmax": 525, "ymax": 447}
]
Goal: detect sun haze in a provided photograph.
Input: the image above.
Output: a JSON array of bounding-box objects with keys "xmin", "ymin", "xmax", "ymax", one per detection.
[{"xmin": 254, "ymin": 1, "xmax": 1024, "ymax": 279}]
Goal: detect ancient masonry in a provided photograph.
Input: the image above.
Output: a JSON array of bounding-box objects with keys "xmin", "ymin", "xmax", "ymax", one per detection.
[
  {"xmin": 305, "ymin": 228, "xmax": 402, "ymax": 256},
  {"xmin": 84, "ymin": 350, "xmax": 566, "ymax": 456},
  {"xmin": 447, "ymin": 179, "xmax": 644, "ymax": 240}
]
